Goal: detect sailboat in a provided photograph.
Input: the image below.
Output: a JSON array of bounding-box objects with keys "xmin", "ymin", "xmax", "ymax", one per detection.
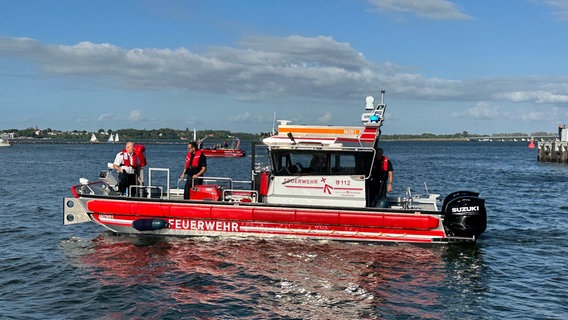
[
  {"xmin": 115, "ymin": 133, "xmax": 119, "ymax": 143},
  {"xmin": 107, "ymin": 134, "xmax": 114, "ymax": 143},
  {"xmin": 90, "ymin": 133, "xmax": 99, "ymax": 143}
]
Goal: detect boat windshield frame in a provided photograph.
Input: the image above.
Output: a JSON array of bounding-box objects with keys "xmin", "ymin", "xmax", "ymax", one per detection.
[{"xmin": 268, "ymin": 148, "xmax": 375, "ymax": 178}]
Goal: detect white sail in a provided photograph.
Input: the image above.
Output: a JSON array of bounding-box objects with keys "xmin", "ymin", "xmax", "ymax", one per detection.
[
  {"xmin": 108, "ymin": 134, "xmax": 114, "ymax": 142},
  {"xmin": 90, "ymin": 133, "xmax": 99, "ymax": 143},
  {"xmin": 115, "ymin": 133, "xmax": 119, "ymax": 142}
]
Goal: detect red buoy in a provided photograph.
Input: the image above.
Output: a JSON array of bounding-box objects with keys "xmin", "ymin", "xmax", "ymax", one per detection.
[{"xmin": 528, "ymin": 138, "xmax": 535, "ymax": 149}]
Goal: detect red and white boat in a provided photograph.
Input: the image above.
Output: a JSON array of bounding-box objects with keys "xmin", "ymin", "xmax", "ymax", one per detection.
[
  {"xmin": 63, "ymin": 91, "xmax": 486, "ymax": 244},
  {"xmin": 198, "ymin": 135, "xmax": 246, "ymax": 158}
]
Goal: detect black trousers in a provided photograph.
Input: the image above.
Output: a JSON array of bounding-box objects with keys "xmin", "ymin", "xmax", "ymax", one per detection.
[{"xmin": 118, "ymin": 172, "xmax": 137, "ymax": 195}]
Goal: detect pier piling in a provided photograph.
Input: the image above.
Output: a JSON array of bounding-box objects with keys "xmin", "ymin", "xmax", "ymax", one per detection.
[{"xmin": 537, "ymin": 125, "xmax": 568, "ymax": 163}]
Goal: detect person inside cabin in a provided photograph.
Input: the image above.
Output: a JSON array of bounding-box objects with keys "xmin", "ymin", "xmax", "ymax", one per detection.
[
  {"xmin": 180, "ymin": 141, "xmax": 207, "ymax": 200},
  {"xmin": 367, "ymin": 147, "xmax": 393, "ymax": 208},
  {"xmin": 309, "ymin": 154, "xmax": 327, "ymax": 173},
  {"xmin": 113, "ymin": 141, "xmax": 142, "ymax": 195}
]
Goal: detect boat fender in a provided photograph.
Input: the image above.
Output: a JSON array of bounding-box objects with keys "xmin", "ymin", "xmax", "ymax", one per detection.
[
  {"xmin": 443, "ymin": 194, "xmax": 486, "ymax": 238},
  {"xmin": 259, "ymin": 172, "xmax": 269, "ymax": 196},
  {"xmin": 132, "ymin": 219, "xmax": 168, "ymax": 231}
]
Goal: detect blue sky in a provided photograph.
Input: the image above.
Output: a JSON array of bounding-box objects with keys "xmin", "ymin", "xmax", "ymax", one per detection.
[{"xmin": 1, "ymin": 0, "xmax": 568, "ymax": 135}]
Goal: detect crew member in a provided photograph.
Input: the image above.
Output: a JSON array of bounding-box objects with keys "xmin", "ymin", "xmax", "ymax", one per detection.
[
  {"xmin": 367, "ymin": 147, "xmax": 393, "ymax": 207},
  {"xmin": 180, "ymin": 141, "xmax": 207, "ymax": 199},
  {"xmin": 113, "ymin": 141, "xmax": 141, "ymax": 195}
]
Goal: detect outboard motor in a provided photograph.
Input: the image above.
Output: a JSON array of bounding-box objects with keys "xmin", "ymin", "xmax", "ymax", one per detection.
[{"xmin": 442, "ymin": 191, "xmax": 487, "ymax": 238}]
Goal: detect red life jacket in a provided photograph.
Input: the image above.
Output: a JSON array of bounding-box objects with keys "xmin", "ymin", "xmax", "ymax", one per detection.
[
  {"xmin": 185, "ymin": 149, "xmax": 203, "ymax": 168},
  {"xmin": 134, "ymin": 144, "xmax": 147, "ymax": 167},
  {"xmin": 381, "ymin": 156, "xmax": 389, "ymax": 171},
  {"xmin": 120, "ymin": 150, "xmax": 139, "ymax": 168}
]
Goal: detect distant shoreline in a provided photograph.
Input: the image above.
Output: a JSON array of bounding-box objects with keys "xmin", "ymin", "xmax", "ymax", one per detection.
[
  {"xmin": 5, "ymin": 139, "xmax": 189, "ymax": 145},
  {"xmin": 5, "ymin": 137, "xmax": 539, "ymax": 144}
]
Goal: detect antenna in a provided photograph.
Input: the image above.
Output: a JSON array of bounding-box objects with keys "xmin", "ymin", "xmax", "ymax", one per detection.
[{"xmin": 272, "ymin": 112, "xmax": 276, "ymax": 135}]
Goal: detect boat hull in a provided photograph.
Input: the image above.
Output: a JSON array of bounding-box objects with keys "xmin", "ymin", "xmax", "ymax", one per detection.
[{"xmin": 63, "ymin": 196, "xmax": 473, "ymax": 244}]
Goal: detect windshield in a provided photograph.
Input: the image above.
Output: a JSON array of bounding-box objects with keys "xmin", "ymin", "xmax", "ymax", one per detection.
[{"xmin": 270, "ymin": 149, "xmax": 374, "ymax": 177}]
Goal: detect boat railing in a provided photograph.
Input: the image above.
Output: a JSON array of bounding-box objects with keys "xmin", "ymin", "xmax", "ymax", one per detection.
[
  {"xmin": 123, "ymin": 167, "xmax": 257, "ymax": 202},
  {"xmin": 148, "ymin": 168, "xmax": 171, "ymax": 198},
  {"xmin": 128, "ymin": 185, "xmax": 164, "ymax": 199}
]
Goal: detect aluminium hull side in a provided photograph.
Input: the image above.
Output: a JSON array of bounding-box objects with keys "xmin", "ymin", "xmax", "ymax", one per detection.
[{"xmin": 63, "ymin": 195, "xmax": 470, "ymax": 244}]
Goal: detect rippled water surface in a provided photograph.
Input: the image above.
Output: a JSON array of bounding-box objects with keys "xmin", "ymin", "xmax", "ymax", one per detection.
[{"xmin": 1, "ymin": 141, "xmax": 567, "ymax": 319}]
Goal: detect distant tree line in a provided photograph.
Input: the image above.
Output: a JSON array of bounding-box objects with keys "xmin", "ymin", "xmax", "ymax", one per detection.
[
  {"xmin": 1, "ymin": 127, "xmax": 262, "ymax": 142},
  {"xmin": 1, "ymin": 127, "xmax": 555, "ymax": 142}
]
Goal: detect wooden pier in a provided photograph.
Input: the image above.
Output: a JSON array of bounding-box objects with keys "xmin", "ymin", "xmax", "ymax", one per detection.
[{"xmin": 537, "ymin": 125, "xmax": 568, "ymax": 163}]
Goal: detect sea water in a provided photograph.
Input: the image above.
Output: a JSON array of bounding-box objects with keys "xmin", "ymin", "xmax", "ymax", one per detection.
[{"xmin": 0, "ymin": 141, "xmax": 566, "ymax": 319}]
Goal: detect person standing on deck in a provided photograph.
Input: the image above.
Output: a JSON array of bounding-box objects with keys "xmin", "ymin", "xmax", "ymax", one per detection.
[
  {"xmin": 113, "ymin": 141, "xmax": 141, "ymax": 195},
  {"xmin": 367, "ymin": 148, "xmax": 393, "ymax": 207},
  {"xmin": 180, "ymin": 141, "xmax": 207, "ymax": 200}
]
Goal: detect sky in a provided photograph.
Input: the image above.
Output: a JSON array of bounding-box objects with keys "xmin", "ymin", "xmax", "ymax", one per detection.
[{"xmin": 1, "ymin": 0, "xmax": 568, "ymax": 135}]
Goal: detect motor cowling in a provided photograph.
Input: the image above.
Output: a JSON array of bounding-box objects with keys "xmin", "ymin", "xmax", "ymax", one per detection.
[{"xmin": 442, "ymin": 191, "xmax": 487, "ymax": 238}]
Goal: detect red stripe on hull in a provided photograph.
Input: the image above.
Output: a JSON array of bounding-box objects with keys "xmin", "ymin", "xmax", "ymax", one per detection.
[{"xmin": 87, "ymin": 199, "xmax": 441, "ymax": 231}]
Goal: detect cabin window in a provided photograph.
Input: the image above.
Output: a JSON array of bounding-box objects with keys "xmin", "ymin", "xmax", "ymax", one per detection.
[{"xmin": 270, "ymin": 150, "xmax": 373, "ymax": 176}]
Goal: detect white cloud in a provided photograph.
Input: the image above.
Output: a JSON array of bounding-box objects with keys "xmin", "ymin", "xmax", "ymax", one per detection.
[
  {"xmin": 128, "ymin": 110, "xmax": 141, "ymax": 121},
  {"xmin": 521, "ymin": 110, "xmax": 547, "ymax": 121},
  {"xmin": 368, "ymin": 0, "xmax": 473, "ymax": 20},
  {"xmin": 317, "ymin": 111, "xmax": 333, "ymax": 124},
  {"xmin": 542, "ymin": 0, "xmax": 568, "ymax": 20},
  {"xmin": 499, "ymin": 91, "xmax": 568, "ymax": 103},
  {"xmin": 0, "ymin": 36, "xmax": 376, "ymax": 101},
  {"xmin": 454, "ymin": 102, "xmax": 504, "ymax": 120},
  {"xmin": 2, "ymin": 35, "xmax": 568, "ymax": 133},
  {"xmin": 228, "ymin": 112, "xmax": 269, "ymax": 124},
  {"xmin": 97, "ymin": 113, "xmax": 117, "ymax": 122}
]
